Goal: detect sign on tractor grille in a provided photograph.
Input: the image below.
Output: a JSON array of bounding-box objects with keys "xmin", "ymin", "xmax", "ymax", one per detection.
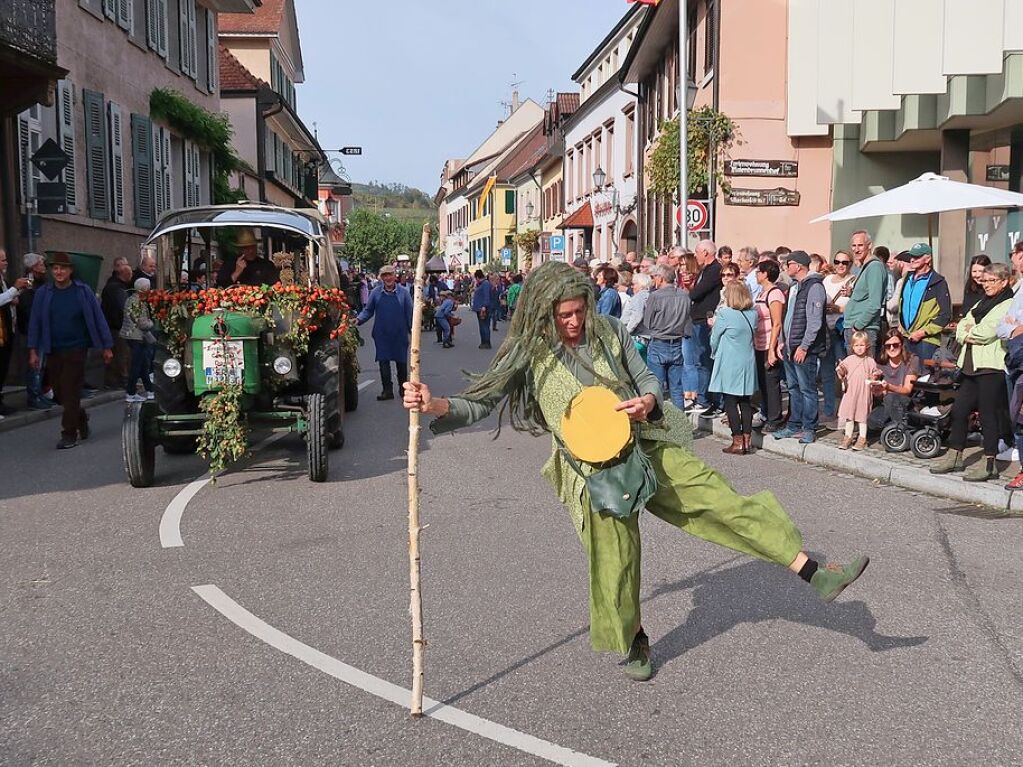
[{"xmin": 203, "ymin": 340, "xmax": 245, "ymax": 386}]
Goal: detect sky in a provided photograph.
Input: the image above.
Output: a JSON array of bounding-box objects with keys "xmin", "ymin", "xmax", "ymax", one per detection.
[{"xmin": 294, "ymin": 0, "xmax": 630, "ymax": 195}]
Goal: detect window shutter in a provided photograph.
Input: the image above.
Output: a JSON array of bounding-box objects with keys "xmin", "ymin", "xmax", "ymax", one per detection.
[
  {"xmin": 505, "ymin": 189, "xmax": 515, "ymax": 215},
  {"xmin": 162, "ymin": 128, "xmax": 172, "ymax": 213},
  {"xmin": 157, "ymin": 0, "xmax": 168, "ymax": 56},
  {"xmin": 117, "ymin": 0, "xmax": 132, "ymax": 31},
  {"xmin": 131, "ymin": 114, "xmax": 153, "ymax": 228},
  {"xmin": 107, "ymin": 102, "xmax": 125, "ymax": 223},
  {"xmin": 206, "ymin": 9, "xmax": 216, "ymax": 92},
  {"xmin": 17, "ymin": 115, "xmax": 31, "ymax": 204},
  {"xmin": 193, "ymin": 145, "xmax": 201, "ymax": 206},
  {"xmin": 104, "ymin": 0, "xmax": 116, "ymax": 20},
  {"xmin": 83, "ymin": 89, "xmax": 110, "ymax": 220},
  {"xmin": 183, "ymin": 140, "xmax": 195, "ymax": 207},
  {"xmin": 146, "ymin": 0, "xmax": 157, "ymax": 48},
  {"xmin": 188, "ymin": 0, "xmax": 197, "ymax": 80},
  {"xmin": 57, "ymin": 80, "xmax": 77, "ymax": 214}
]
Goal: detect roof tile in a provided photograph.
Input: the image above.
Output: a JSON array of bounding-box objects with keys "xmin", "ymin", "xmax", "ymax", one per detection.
[
  {"xmin": 218, "ymin": 45, "xmax": 266, "ymax": 91},
  {"xmin": 219, "ymin": 0, "xmax": 286, "ymax": 34}
]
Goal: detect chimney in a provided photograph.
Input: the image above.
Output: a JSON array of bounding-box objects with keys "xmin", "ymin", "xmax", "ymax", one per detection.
[{"xmin": 511, "ymin": 89, "xmax": 520, "ymax": 113}]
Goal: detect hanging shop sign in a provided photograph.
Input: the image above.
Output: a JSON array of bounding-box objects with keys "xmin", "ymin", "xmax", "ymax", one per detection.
[
  {"xmin": 986, "ymin": 165, "xmax": 1010, "ymax": 182},
  {"xmin": 591, "ymin": 193, "xmax": 616, "ymax": 225},
  {"xmin": 724, "ymin": 159, "xmax": 798, "ymax": 178},
  {"xmin": 724, "ymin": 187, "xmax": 801, "ymax": 207}
]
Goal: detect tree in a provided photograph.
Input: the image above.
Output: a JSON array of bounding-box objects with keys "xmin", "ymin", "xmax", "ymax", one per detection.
[
  {"xmin": 647, "ymin": 106, "xmax": 739, "ymax": 199},
  {"xmin": 343, "ymin": 209, "xmax": 425, "ymax": 272}
]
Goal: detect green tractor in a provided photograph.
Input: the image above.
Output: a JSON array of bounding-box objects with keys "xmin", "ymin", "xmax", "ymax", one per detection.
[{"xmin": 122, "ymin": 205, "xmax": 360, "ymax": 487}]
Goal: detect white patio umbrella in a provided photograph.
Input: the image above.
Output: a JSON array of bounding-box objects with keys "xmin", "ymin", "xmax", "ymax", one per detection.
[{"xmin": 811, "ymin": 172, "xmax": 1023, "ymax": 244}]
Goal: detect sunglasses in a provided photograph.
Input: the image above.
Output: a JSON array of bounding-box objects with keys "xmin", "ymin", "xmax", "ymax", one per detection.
[
  {"xmin": 834, "ymin": 259, "xmax": 851, "ymax": 265},
  {"xmin": 884, "ymin": 342, "xmax": 902, "ymax": 349}
]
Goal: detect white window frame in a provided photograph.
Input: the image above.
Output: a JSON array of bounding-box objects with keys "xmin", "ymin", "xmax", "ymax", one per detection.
[
  {"xmin": 17, "ymin": 109, "xmax": 43, "ymax": 209},
  {"xmin": 147, "ymin": 0, "xmax": 168, "ymax": 58}
]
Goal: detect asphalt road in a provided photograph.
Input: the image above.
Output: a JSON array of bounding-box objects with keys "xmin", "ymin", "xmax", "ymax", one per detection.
[{"xmin": 2, "ymin": 316, "xmax": 1022, "ymax": 767}]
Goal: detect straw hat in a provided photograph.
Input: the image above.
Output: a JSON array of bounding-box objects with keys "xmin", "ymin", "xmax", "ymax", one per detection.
[{"xmin": 235, "ymin": 228, "xmax": 258, "ymax": 248}]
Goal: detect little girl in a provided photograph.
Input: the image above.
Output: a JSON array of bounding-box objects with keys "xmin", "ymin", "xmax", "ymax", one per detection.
[{"xmin": 836, "ymin": 330, "xmax": 880, "ymax": 450}]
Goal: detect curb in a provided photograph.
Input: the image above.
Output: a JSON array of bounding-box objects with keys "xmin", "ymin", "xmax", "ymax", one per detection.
[
  {"xmin": 689, "ymin": 411, "xmax": 1023, "ymax": 515},
  {"xmin": 0, "ymin": 390, "xmax": 125, "ymax": 435}
]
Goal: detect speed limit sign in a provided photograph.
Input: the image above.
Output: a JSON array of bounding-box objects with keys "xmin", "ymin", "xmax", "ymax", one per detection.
[{"xmin": 676, "ymin": 200, "xmax": 710, "ymax": 232}]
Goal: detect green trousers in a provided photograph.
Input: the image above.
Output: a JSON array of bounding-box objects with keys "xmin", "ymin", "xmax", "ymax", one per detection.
[{"xmin": 581, "ymin": 440, "xmax": 804, "ymax": 654}]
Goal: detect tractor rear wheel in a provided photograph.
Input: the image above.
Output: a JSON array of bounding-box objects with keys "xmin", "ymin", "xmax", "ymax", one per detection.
[
  {"xmin": 123, "ymin": 402, "xmax": 156, "ymax": 488},
  {"xmin": 306, "ymin": 393, "xmax": 328, "ymax": 482}
]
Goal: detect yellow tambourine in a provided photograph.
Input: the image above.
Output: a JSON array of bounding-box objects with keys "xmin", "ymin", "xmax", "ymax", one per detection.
[{"xmin": 560, "ymin": 386, "xmax": 632, "ymax": 464}]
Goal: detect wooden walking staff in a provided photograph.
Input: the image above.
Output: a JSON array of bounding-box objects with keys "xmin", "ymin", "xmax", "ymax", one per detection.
[{"xmin": 406, "ymin": 222, "xmax": 431, "ymax": 717}]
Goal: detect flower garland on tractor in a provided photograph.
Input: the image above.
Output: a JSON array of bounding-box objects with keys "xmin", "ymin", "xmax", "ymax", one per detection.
[{"xmin": 143, "ymin": 283, "xmax": 352, "ymax": 360}]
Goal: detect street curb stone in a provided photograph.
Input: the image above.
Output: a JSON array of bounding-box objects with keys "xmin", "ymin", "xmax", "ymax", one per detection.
[
  {"xmin": 0, "ymin": 390, "xmax": 124, "ymax": 435},
  {"xmin": 689, "ymin": 411, "xmax": 1022, "ymax": 515}
]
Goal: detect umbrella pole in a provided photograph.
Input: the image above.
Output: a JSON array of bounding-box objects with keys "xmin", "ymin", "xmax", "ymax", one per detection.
[
  {"xmin": 407, "ymin": 223, "xmax": 431, "ymax": 718},
  {"xmin": 928, "ymin": 213, "xmax": 934, "ymax": 248}
]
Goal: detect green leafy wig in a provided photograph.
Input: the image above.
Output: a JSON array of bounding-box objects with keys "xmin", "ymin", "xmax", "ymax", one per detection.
[{"xmin": 460, "ymin": 260, "xmax": 620, "ymax": 436}]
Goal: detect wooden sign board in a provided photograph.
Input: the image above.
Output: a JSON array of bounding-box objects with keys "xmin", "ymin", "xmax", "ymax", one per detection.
[
  {"xmin": 724, "ymin": 187, "xmax": 801, "ymax": 207},
  {"xmin": 724, "ymin": 159, "xmax": 798, "ymax": 178}
]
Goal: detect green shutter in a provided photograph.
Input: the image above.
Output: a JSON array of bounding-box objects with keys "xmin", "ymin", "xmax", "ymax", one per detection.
[
  {"xmin": 505, "ymin": 189, "xmax": 515, "ymax": 215},
  {"xmin": 132, "ymin": 113, "xmax": 154, "ymax": 228},
  {"xmin": 83, "ymin": 89, "xmax": 110, "ymax": 220}
]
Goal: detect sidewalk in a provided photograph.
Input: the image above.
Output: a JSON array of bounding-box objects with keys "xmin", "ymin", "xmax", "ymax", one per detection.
[
  {"xmin": 0, "ymin": 387, "xmax": 125, "ymax": 435},
  {"xmin": 690, "ymin": 411, "xmax": 1023, "ymax": 516}
]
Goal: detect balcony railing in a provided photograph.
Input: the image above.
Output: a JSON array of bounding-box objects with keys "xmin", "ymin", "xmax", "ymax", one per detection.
[{"xmin": 0, "ymin": 0, "xmax": 58, "ymax": 64}]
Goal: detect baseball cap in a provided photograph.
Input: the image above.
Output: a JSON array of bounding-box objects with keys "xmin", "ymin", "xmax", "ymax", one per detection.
[
  {"xmin": 786, "ymin": 250, "xmax": 811, "ymax": 267},
  {"xmin": 907, "ymin": 243, "xmax": 932, "ymax": 258}
]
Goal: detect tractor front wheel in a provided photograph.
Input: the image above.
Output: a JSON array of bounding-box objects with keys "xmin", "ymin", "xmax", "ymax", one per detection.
[
  {"xmin": 306, "ymin": 393, "xmax": 328, "ymax": 482},
  {"xmin": 123, "ymin": 402, "xmax": 156, "ymax": 488}
]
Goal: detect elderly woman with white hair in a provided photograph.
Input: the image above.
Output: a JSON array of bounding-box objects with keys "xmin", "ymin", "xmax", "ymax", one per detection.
[
  {"xmin": 15, "ymin": 253, "xmax": 52, "ymax": 410},
  {"xmin": 621, "ymin": 270, "xmax": 653, "ymax": 359},
  {"xmin": 120, "ymin": 277, "xmax": 156, "ymax": 402}
]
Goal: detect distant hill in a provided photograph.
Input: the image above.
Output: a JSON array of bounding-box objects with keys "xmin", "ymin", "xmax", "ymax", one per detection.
[{"xmin": 350, "ymin": 181, "xmax": 436, "ymax": 219}]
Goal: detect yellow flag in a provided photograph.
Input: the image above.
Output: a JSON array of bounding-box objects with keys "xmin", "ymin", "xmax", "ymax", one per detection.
[{"xmin": 477, "ymin": 175, "xmax": 497, "ymax": 219}]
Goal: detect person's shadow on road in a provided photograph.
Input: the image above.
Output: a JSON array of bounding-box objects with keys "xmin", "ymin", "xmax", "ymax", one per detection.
[{"xmin": 649, "ymin": 558, "xmax": 929, "ymax": 669}]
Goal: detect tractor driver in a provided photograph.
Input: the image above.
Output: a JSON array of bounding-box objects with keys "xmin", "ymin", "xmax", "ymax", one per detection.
[{"xmin": 217, "ymin": 228, "xmax": 281, "ymax": 288}]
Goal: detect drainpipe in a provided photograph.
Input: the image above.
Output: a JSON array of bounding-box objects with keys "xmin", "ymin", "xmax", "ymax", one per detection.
[
  {"xmin": 256, "ymin": 88, "xmax": 284, "ymax": 204},
  {"xmin": 710, "ymin": 0, "xmax": 722, "ymax": 240}
]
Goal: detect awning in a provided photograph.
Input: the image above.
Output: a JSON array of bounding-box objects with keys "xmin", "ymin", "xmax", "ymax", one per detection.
[{"xmin": 559, "ymin": 203, "xmax": 594, "ymax": 229}]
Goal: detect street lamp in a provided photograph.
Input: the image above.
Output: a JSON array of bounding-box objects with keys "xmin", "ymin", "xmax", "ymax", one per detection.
[
  {"xmin": 592, "ymin": 166, "xmax": 607, "ymax": 189},
  {"xmin": 526, "ymin": 200, "xmax": 535, "ymax": 219}
]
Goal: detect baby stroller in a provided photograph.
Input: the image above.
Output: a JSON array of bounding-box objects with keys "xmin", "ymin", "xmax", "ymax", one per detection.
[{"xmin": 879, "ymin": 353, "xmax": 959, "ymax": 459}]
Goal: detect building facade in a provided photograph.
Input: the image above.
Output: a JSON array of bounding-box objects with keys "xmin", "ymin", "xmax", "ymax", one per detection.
[
  {"xmin": 562, "ymin": 6, "xmax": 644, "ymax": 262},
  {"xmin": 219, "ymin": 0, "xmax": 322, "ymax": 208},
  {"xmin": 439, "ymin": 98, "xmax": 544, "ymax": 269},
  {"xmin": 0, "ymin": 0, "xmax": 67, "ymax": 261},
  {"xmin": 9, "ymin": 0, "xmax": 253, "ymax": 278}
]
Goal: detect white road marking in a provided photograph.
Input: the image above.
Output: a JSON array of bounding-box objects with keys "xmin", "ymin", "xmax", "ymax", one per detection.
[
  {"xmin": 191, "ymin": 585, "xmax": 617, "ymax": 767},
  {"xmin": 357, "ymin": 379, "xmax": 374, "ymax": 391},
  {"xmin": 159, "ymin": 432, "xmax": 288, "ymax": 549}
]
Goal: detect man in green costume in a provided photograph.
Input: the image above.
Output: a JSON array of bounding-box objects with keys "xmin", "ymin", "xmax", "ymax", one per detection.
[{"xmin": 403, "ymin": 261, "xmax": 868, "ymax": 681}]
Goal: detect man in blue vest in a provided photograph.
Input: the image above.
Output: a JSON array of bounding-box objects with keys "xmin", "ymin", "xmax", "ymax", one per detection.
[
  {"xmin": 354, "ymin": 265, "xmax": 413, "ymax": 401},
  {"xmin": 775, "ymin": 251, "xmax": 828, "ymax": 444}
]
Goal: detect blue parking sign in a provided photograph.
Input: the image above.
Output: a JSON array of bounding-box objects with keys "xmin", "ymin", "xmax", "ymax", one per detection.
[{"xmin": 549, "ymin": 235, "xmax": 565, "ymax": 254}]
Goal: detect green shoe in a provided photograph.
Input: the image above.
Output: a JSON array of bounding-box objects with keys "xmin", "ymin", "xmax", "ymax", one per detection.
[
  {"xmin": 623, "ymin": 629, "xmax": 653, "ymax": 682},
  {"xmin": 963, "ymin": 459, "xmax": 997, "ymax": 482},
  {"xmin": 810, "ymin": 556, "xmax": 870, "ymax": 603},
  {"xmin": 930, "ymin": 449, "xmax": 964, "ymax": 474}
]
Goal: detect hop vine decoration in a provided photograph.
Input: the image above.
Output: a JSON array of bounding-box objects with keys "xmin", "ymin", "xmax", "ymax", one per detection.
[
  {"xmin": 143, "ymin": 283, "xmax": 353, "ymax": 359},
  {"xmin": 648, "ymin": 106, "xmax": 739, "ymax": 199},
  {"xmin": 197, "ymin": 383, "xmax": 248, "ymax": 478}
]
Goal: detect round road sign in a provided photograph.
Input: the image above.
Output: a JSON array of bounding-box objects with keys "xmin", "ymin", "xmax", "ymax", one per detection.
[{"xmin": 676, "ymin": 200, "xmax": 710, "ymax": 232}]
